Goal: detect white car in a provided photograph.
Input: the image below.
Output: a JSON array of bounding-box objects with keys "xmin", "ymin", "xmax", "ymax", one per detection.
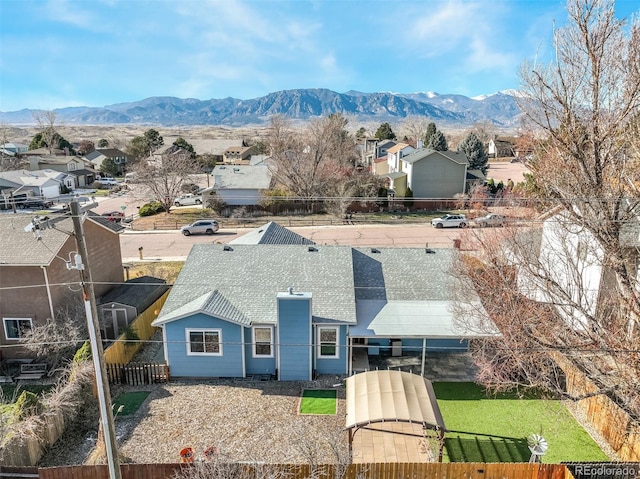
[
  {"xmin": 181, "ymin": 220, "xmax": 219, "ymax": 236},
  {"xmin": 174, "ymin": 194, "xmax": 203, "ymax": 206},
  {"xmin": 431, "ymin": 214, "xmax": 467, "ymax": 228}
]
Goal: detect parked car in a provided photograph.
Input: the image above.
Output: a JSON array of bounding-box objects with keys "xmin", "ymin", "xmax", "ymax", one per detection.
[
  {"xmin": 181, "ymin": 220, "xmax": 219, "ymax": 236},
  {"xmin": 431, "ymin": 214, "xmax": 467, "ymax": 228},
  {"xmin": 17, "ymin": 198, "xmax": 54, "ymax": 209},
  {"xmin": 475, "ymin": 213, "xmax": 506, "ymax": 227},
  {"xmin": 101, "ymin": 211, "xmax": 125, "ymax": 222},
  {"xmin": 95, "ymin": 177, "xmax": 120, "ymax": 187},
  {"xmin": 174, "ymin": 194, "xmax": 203, "ymax": 207}
]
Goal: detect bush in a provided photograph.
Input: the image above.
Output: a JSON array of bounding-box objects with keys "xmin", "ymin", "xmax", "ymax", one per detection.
[{"xmin": 139, "ymin": 201, "xmax": 165, "ymax": 217}]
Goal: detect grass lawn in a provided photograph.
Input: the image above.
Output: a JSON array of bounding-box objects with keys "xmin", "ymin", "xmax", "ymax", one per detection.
[
  {"xmin": 434, "ymin": 383, "xmax": 609, "ymax": 463},
  {"xmin": 299, "ymin": 389, "xmax": 337, "ymax": 415},
  {"xmin": 112, "ymin": 391, "xmax": 151, "ymax": 417}
]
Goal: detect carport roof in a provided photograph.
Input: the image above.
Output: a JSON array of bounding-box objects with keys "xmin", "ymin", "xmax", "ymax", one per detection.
[{"xmin": 345, "ymin": 370, "xmax": 446, "ymax": 431}]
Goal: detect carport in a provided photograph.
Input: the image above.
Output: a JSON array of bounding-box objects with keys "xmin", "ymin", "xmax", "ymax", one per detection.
[{"xmin": 345, "ymin": 370, "xmax": 446, "ymax": 462}]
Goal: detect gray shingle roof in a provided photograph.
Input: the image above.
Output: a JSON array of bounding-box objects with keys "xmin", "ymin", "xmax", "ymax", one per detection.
[
  {"xmin": 401, "ymin": 148, "xmax": 469, "ymax": 165},
  {"xmin": 0, "ymin": 212, "xmax": 122, "ymax": 265},
  {"xmin": 155, "ymin": 245, "xmax": 460, "ymax": 328},
  {"xmin": 210, "ymin": 164, "xmax": 272, "ymax": 190},
  {"xmin": 155, "ymin": 244, "xmax": 357, "ymax": 325},
  {"xmin": 98, "ymin": 276, "xmax": 169, "ymax": 311},
  {"xmin": 229, "ymin": 222, "xmax": 315, "ymax": 245},
  {"xmin": 0, "ymin": 214, "xmax": 71, "ymax": 265},
  {"xmin": 352, "ymin": 248, "xmax": 455, "ymax": 301}
]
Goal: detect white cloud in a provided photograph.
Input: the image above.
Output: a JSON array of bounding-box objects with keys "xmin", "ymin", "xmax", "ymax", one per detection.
[{"xmin": 44, "ymin": 0, "xmax": 95, "ymax": 28}]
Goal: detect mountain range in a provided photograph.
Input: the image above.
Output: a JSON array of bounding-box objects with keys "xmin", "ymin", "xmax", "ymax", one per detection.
[{"xmin": 0, "ymin": 88, "xmax": 522, "ymax": 127}]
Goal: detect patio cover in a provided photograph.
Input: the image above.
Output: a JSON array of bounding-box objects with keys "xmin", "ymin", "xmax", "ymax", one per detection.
[{"xmin": 345, "ymin": 370, "xmax": 446, "ymax": 431}]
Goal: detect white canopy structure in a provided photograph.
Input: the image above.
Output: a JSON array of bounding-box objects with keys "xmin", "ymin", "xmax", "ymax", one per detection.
[{"xmin": 345, "ymin": 370, "xmax": 446, "ymax": 462}]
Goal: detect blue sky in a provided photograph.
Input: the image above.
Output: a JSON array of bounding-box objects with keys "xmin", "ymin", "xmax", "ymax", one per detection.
[{"xmin": 1, "ymin": 0, "xmax": 638, "ymax": 112}]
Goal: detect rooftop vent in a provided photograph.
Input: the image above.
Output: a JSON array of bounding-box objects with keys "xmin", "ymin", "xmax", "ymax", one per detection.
[
  {"xmin": 223, "ymin": 245, "xmax": 233, "ymax": 252},
  {"xmin": 288, "ymin": 286, "xmax": 294, "ymax": 295},
  {"xmin": 425, "ymin": 248, "xmax": 436, "ymax": 254},
  {"xmin": 308, "ymin": 246, "xmax": 318, "ymax": 252},
  {"xmin": 219, "ymin": 166, "xmax": 226, "ymax": 169},
  {"xmin": 371, "ymin": 248, "xmax": 380, "ymax": 254}
]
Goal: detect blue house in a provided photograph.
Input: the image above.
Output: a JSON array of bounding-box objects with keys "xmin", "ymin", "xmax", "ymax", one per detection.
[{"xmin": 152, "ymin": 228, "xmax": 493, "ymax": 381}]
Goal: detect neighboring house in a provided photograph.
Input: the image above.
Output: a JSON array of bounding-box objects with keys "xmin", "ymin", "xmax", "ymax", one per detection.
[
  {"xmin": 23, "ymin": 147, "xmax": 67, "ymax": 157},
  {"xmin": 0, "ymin": 213, "xmax": 125, "ymax": 359},
  {"xmin": 152, "ymin": 228, "xmax": 493, "ymax": 381},
  {"xmin": 386, "ymin": 143, "xmax": 415, "ymax": 173},
  {"xmin": 383, "ymin": 148, "xmax": 471, "ymax": 199},
  {"xmin": 223, "ymin": 146, "xmax": 258, "ymax": 164},
  {"xmin": 372, "ymin": 157, "xmax": 389, "ymax": 176},
  {"xmin": 361, "ymin": 139, "xmax": 397, "ymax": 168},
  {"xmin": 97, "ymin": 276, "xmax": 170, "ymax": 340},
  {"xmin": 203, "ymin": 164, "xmax": 273, "ymax": 206},
  {"xmin": 27, "ymin": 157, "xmax": 96, "ymax": 188},
  {"xmin": 0, "ymin": 169, "xmax": 64, "ymax": 202},
  {"xmin": 151, "ymin": 145, "xmax": 193, "ymax": 163},
  {"xmin": 85, "ymin": 148, "xmax": 128, "ymax": 173},
  {"xmin": 187, "ymin": 139, "xmax": 244, "ymax": 164},
  {"xmin": 488, "ymin": 137, "xmax": 515, "ymax": 159}
]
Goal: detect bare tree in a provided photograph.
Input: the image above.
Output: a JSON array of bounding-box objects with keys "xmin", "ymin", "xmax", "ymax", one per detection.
[
  {"xmin": 20, "ymin": 296, "xmax": 87, "ymax": 372},
  {"xmin": 135, "ymin": 152, "xmax": 198, "ymax": 212},
  {"xmin": 400, "ymin": 117, "xmax": 428, "ymax": 145},
  {"xmin": 454, "ymin": 0, "xmax": 640, "ymax": 419},
  {"xmin": 32, "ymin": 110, "xmax": 59, "ymax": 154},
  {"xmin": 265, "ymin": 115, "xmax": 359, "ymax": 209}
]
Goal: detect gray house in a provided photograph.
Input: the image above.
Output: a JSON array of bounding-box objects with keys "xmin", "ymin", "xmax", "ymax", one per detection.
[
  {"xmin": 385, "ymin": 148, "xmax": 469, "ymax": 198},
  {"xmin": 203, "ymin": 164, "xmax": 273, "ymax": 206},
  {"xmin": 152, "ymin": 229, "xmax": 494, "ymax": 381}
]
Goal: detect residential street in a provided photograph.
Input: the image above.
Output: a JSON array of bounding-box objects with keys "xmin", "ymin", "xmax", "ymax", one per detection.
[{"xmin": 119, "ymin": 223, "xmax": 462, "ymax": 262}]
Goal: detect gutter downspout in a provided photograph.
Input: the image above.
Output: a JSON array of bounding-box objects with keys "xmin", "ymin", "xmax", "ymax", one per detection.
[{"xmin": 41, "ymin": 266, "xmax": 55, "ymax": 319}]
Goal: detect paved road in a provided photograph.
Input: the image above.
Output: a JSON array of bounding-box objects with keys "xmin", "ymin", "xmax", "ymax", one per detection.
[{"xmin": 120, "ymin": 223, "xmax": 462, "ymax": 262}]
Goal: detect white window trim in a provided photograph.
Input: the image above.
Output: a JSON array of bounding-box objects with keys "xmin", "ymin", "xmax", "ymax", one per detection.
[
  {"xmin": 252, "ymin": 325, "xmax": 274, "ymax": 358},
  {"xmin": 186, "ymin": 328, "xmax": 222, "ymax": 356},
  {"xmin": 317, "ymin": 326, "xmax": 340, "ymax": 359},
  {"xmin": 3, "ymin": 317, "xmax": 33, "ymax": 341}
]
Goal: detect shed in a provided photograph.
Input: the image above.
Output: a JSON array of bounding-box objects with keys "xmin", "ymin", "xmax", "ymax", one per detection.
[
  {"xmin": 98, "ymin": 276, "xmax": 170, "ymax": 339},
  {"xmin": 345, "ymin": 370, "xmax": 446, "ymax": 461}
]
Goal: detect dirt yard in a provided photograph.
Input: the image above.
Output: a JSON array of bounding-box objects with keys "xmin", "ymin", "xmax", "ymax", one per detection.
[{"xmin": 40, "ymin": 377, "xmax": 348, "ymax": 466}]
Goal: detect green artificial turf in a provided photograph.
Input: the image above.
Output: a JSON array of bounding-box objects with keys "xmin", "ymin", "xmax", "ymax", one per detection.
[
  {"xmin": 112, "ymin": 391, "xmax": 151, "ymax": 417},
  {"xmin": 299, "ymin": 389, "xmax": 337, "ymax": 415},
  {"xmin": 433, "ymin": 382, "xmax": 609, "ymax": 463}
]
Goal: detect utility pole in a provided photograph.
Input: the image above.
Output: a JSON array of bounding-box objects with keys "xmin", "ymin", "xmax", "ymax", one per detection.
[{"xmin": 70, "ymin": 201, "xmax": 122, "ymax": 479}]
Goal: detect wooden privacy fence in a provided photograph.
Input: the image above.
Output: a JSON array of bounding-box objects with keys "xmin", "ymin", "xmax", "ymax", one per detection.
[
  {"xmin": 36, "ymin": 462, "xmax": 573, "ymax": 479},
  {"xmin": 552, "ymin": 353, "xmax": 640, "ymax": 461},
  {"xmin": 105, "ymin": 362, "xmax": 169, "ymax": 386}
]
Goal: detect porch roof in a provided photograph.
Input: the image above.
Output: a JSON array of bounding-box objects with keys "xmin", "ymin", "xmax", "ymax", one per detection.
[
  {"xmin": 351, "ymin": 299, "xmax": 497, "ymax": 338},
  {"xmin": 345, "ymin": 370, "xmax": 446, "ymax": 431}
]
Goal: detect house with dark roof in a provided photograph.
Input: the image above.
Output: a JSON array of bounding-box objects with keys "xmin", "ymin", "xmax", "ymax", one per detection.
[
  {"xmin": 152, "ymin": 236, "xmax": 494, "ymax": 381},
  {"xmin": 488, "ymin": 137, "xmax": 516, "ymax": 159},
  {"xmin": 85, "ymin": 148, "xmax": 128, "ymax": 174},
  {"xmin": 0, "ymin": 213, "xmax": 125, "ymax": 359}
]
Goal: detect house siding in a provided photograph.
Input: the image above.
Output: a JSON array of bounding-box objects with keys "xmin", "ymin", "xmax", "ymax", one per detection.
[
  {"xmin": 244, "ymin": 327, "xmax": 276, "ymax": 375},
  {"xmin": 407, "ymin": 155, "xmax": 467, "ymax": 198},
  {"xmin": 314, "ymin": 325, "xmax": 348, "ymax": 375},
  {"xmin": 277, "ymin": 294, "xmax": 312, "ymax": 381},
  {"xmin": 163, "ymin": 314, "xmax": 244, "ymax": 378}
]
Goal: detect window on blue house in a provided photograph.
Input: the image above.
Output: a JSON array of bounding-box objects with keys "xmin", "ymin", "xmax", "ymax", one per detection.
[
  {"xmin": 252, "ymin": 326, "xmax": 273, "ymax": 357},
  {"xmin": 317, "ymin": 326, "xmax": 339, "ymax": 358},
  {"xmin": 186, "ymin": 329, "xmax": 222, "ymax": 355}
]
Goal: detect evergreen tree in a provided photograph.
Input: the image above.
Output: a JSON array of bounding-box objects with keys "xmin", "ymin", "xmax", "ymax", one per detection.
[
  {"xmin": 374, "ymin": 122, "xmax": 396, "ymax": 140},
  {"xmin": 173, "ymin": 137, "xmax": 196, "ymax": 158},
  {"xmin": 428, "ymin": 130, "xmax": 448, "ymax": 151},
  {"xmin": 459, "ymin": 132, "xmax": 488, "ymax": 175},
  {"xmin": 424, "ymin": 122, "xmax": 436, "ymax": 147},
  {"xmin": 97, "ymin": 139, "xmax": 109, "ymax": 148}
]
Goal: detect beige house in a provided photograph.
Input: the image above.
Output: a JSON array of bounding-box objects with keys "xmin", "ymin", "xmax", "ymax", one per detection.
[{"xmin": 223, "ymin": 146, "xmax": 258, "ymax": 164}]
